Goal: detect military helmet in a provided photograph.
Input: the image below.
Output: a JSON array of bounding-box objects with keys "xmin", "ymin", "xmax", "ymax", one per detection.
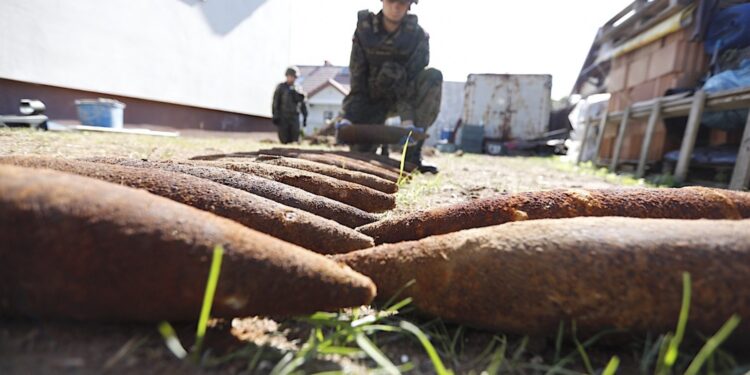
[
  {"xmin": 285, "ymin": 66, "xmax": 300, "ymax": 77},
  {"xmin": 382, "ymin": 0, "xmax": 418, "ymax": 4}
]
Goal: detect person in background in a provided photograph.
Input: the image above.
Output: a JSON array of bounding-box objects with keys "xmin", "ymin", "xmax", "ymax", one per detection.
[
  {"xmin": 272, "ymin": 66, "xmax": 308, "ymax": 144},
  {"xmin": 338, "ymin": 0, "xmax": 442, "ymax": 173}
]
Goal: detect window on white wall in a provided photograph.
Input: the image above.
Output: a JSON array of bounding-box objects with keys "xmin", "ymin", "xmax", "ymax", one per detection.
[{"xmin": 323, "ymin": 111, "xmax": 334, "ymax": 122}]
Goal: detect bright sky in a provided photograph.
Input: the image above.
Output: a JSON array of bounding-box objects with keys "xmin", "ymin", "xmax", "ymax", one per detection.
[{"xmin": 289, "ymin": 0, "xmax": 633, "ymax": 99}]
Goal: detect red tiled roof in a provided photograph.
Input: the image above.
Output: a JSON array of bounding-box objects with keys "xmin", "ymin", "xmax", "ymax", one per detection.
[
  {"xmin": 297, "ymin": 64, "xmax": 350, "ymax": 97},
  {"xmin": 307, "ymin": 78, "xmax": 351, "ymax": 98}
]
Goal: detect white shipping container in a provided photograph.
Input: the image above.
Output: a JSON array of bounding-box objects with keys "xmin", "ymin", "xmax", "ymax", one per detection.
[{"xmin": 462, "ymin": 74, "xmax": 552, "ymax": 141}]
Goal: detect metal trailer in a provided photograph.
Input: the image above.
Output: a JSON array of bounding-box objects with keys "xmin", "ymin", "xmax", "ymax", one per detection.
[{"xmin": 461, "ymin": 74, "xmax": 553, "ymax": 154}]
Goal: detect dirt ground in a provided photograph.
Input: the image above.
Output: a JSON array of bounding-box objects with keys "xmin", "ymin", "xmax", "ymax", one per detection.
[{"xmin": 0, "ymin": 127, "xmax": 744, "ymax": 374}]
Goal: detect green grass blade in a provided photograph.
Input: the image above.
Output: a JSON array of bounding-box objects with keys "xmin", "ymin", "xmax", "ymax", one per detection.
[
  {"xmin": 511, "ymin": 336, "xmax": 528, "ymax": 363},
  {"xmin": 554, "ymin": 321, "xmax": 565, "ymax": 364},
  {"xmin": 356, "ymin": 333, "xmax": 400, "ymax": 374},
  {"xmin": 707, "ymin": 351, "xmax": 716, "ymax": 375},
  {"xmin": 158, "ymin": 321, "xmax": 188, "ymax": 360},
  {"xmin": 569, "ymin": 322, "xmax": 594, "ymax": 375},
  {"xmin": 654, "ymin": 333, "xmax": 673, "ymax": 375},
  {"xmin": 449, "ymin": 325, "xmax": 465, "ymax": 360},
  {"xmin": 317, "ymin": 346, "xmax": 363, "ymax": 356},
  {"xmin": 397, "ymin": 131, "xmax": 413, "ymax": 185},
  {"xmin": 383, "ymin": 279, "xmax": 416, "ymax": 310},
  {"xmin": 664, "ymin": 272, "xmax": 692, "ymax": 368},
  {"xmin": 602, "ymin": 356, "xmax": 620, "ymax": 375},
  {"xmin": 573, "ymin": 337, "xmax": 594, "ymax": 375},
  {"xmin": 371, "ymin": 363, "xmax": 417, "ymax": 374},
  {"xmin": 400, "ymin": 320, "xmax": 453, "ymax": 375},
  {"xmin": 547, "ymin": 329, "xmax": 618, "ymax": 374},
  {"xmin": 640, "ymin": 334, "xmax": 663, "ymax": 375},
  {"xmin": 684, "ymin": 315, "xmax": 741, "ymax": 375},
  {"xmin": 520, "ymin": 363, "xmax": 589, "ymax": 375},
  {"xmin": 247, "ymin": 345, "xmax": 265, "ymax": 373},
  {"xmin": 362, "ymin": 325, "xmax": 404, "ymax": 334},
  {"xmin": 192, "ymin": 245, "xmax": 225, "ymax": 359},
  {"xmin": 351, "ymin": 314, "xmax": 378, "ymax": 328},
  {"xmin": 386, "ymin": 297, "xmax": 413, "ymax": 314},
  {"xmin": 269, "ymin": 352, "xmax": 295, "ymax": 375},
  {"xmin": 307, "ymin": 312, "xmax": 339, "ymax": 321},
  {"xmin": 484, "ymin": 338, "xmax": 507, "ymax": 375}
]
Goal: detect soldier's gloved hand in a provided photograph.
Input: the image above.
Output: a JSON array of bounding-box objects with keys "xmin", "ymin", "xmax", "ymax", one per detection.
[
  {"xmin": 303, "ymin": 118, "xmax": 307, "ymax": 127},
  {"xmin": 400, "ymin": 126, "xmax": 423, "ymax": 147},
  {"xmin": 334, "ymin": 118, "xmax": 352, "ymax": 145},
  {"xmin": 335, "ymin": 118, "xmax": 352, "ymax": 130},
  {"xmin": 272, "ymin": 117, "xmax": 281, "ymax": 126}
]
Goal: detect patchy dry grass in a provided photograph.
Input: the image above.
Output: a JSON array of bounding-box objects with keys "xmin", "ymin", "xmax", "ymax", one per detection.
[{"xmin": 0, "ymin": 128, "xmax": 276, "ymax": 160}]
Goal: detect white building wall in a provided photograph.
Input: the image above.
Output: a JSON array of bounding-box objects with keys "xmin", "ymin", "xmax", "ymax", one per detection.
[
  {"xmin": 0, "ymin": 0, "xmax": 292, "ymax": 117},
  {"xmin": 309, "ymin": 86, "xmax": 347, "ymax": 105}
]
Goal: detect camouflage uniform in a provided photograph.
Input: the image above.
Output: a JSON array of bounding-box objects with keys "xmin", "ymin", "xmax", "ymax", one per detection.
[
  {"xmin": 272, "ymin": 83, "xmax": 308, "ymax": 144},
  {"xmin": 342, "ymin": 9, "xmax": 443, "ymax": 156}
]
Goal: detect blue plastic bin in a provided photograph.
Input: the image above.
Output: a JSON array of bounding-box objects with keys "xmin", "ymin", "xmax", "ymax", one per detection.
[
  {"xmin": 75, "ymin": 98, "xmax": 126, "ymax": 128},
  {"xmin": 439, "ymin": 128, "xmax": 454, "ymax": 143}
]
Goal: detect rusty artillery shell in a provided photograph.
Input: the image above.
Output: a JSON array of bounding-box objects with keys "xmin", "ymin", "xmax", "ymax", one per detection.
[
  {"xmin": 337, "ymin": 217, "xmax": 750, "ymax": 335},
  {"xmin": 196, "ymin": 160, "xmax": 396, "ymax": 213},
  {"xmin": 0, "ymin": 156, "xmax": 373, "ymax": 254},
  {"xmin": 264, "ymin": 148, "xmax": 418, "ymax": 173},
  {"xmin": 0, "ymin": 165, "xmax": 376, "ymax": 321},
  {"xmin": 254, "ymin": 155, "xmax": 398, "ymax": 194},
  {"xmin": 257, "ymin": 149, "xmax": 403, "ymax": 182},
  {"xmin": 358, "ymin": 187, "xmax": 750, "ymax": 244},
  {"xmin": 336, "ymin": 124, "xmax": 429, "ymax": 145},
  {"xmin": 80, "ymin": 157, "xmax": 379, "ymax": 228},
  {"xmin": 188, "ymin": 148, "xmax": 414, "ymax": 178},
  {"xmin": 723, "ymin": 190, "xmax": 750, "ymax": 217}
]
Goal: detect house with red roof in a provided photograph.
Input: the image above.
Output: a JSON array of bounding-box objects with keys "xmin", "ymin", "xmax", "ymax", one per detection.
[{"xmin": 297, "ymin": 62, "xmax": 350, "ymax": 134}]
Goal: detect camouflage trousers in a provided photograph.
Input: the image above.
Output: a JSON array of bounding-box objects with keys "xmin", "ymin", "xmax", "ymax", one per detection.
[{"xmin": 345, "ymin": 68, "xmax": 443, "ymax": 153}]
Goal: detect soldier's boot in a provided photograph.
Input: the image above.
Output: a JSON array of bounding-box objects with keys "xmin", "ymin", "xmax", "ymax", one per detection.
[
  {"xmin": 405, "ymin": 140, "xmax": 438, "ymax": 174},
  {"xmin": 380, "ymin": 144, "xmax": 390, "ymax": 157}
]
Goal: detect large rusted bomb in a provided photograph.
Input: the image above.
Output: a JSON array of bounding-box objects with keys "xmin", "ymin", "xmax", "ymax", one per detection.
[
  {"xmin": 80, "ymin": 157, "xmax": 379, "ymax": 228},
  {"xmin": 255, "ymin": 155, "xmax": 398, "ymax": 194},
  {"xmin": 723, "ymin": 190, "xmax": 750, "ymax": 217},
  {"xmin": 0, "ymin": 165, "xmax": 376, "ymax": 321},
  {"xmin": 358, "ymin": 187, "xmax": 750, "ymax": 244},
  {"xmin": 337, "ymin": 217, "xmax": 750, "ymax": 335},
  {"xmin": 0, "ymin": 156, "xmax": 373, "ymax": 254},
  {"xmin": 248, "ymin": 149, "xmax": 403, "ymax": 182},
  {"xmin": 195, "ymin": 160, "xmax": 396, "ymax": 213}
]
